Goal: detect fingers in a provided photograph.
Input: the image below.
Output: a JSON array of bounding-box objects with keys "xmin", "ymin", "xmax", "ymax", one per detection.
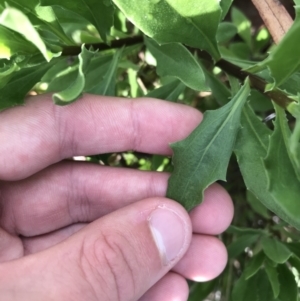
[
  {"xmin": 0, "ymin": 227, "xmax": 23, "ymax": 262},
  {"xmin": 189, "ymin": 183, "xmax": 234, "ymax": 235},
  {"xmin": 173, "ymin": 235, "xmax": 228, "ymax": 282},
  {"xmin": 1, "ymin": 163, "xmax": 233, "ymax": 238},
  {"xmin": 0, "ymin": 95, "xmax": 202, "ymax": 181},
  {"xmin": 138, "ymin": 272, "xmax": 189, "ymax": 301},
  {"xmin": 0, "ymin": 162, "xmax": 169, "ymax": 236},
  {"xmin": 0, "ymin": 198, "xmax": 192, "ymax": 301}
]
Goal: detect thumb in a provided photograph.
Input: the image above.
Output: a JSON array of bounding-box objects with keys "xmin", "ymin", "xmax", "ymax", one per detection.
[{"xmin": 0, "ymin": 198, "xmax": 192, "ymax": 301}]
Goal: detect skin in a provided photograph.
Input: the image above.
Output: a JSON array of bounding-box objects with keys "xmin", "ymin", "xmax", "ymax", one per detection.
[{"xmin": 0, "ymin": 95, "xmax": 234, "ymax": 301}]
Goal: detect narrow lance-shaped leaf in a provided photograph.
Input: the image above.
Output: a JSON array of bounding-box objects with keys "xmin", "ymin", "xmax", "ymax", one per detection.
[
  {"xmin": 234, "ymin": 104, "xmax": 300, "ymax": 230},
  {"xmin": 112, "ymin": 0, "xmax": 221, "ymax": 60},
  {"xmin": 264, "ymin": 262, "xmax": 280, "ymax": 299},
  {"xmin": 53, "ymin": 45, "xmax": 96, "ymax": 104},
  {"xmin": 145, "ymin": 37, "xmax": 208, "ymax": 91},
  {"xmin": 263, "ymin": 105, "xmax": 300, "ymax": 228},
  {"xmin": 87, "ymin": 48, "xmax": 123, "ymax": 96},
  {"xmin": 247, "ymin": 6, "xmax": 300, "ymax": 90},
  {"xmin": 167, "ymin": 79, "xmax": 250, "ymax": 210},
  {"xmin": 40, "ymin": 0, "xmax": 114, "ymax": 42},
  {"xmin": 0, "ymin": 7, "xmax": 53, "ymax": 61}
]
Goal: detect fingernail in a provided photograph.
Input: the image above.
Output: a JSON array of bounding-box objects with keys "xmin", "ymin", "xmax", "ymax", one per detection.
[{"xmin": 148, "ymin": 206, "xmax": 188, "ymax": 265}]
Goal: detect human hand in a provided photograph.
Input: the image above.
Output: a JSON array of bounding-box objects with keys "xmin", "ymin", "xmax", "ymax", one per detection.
[{"xmin": 0, "ymin": 95, "xmax": 233, "ymax": 301}]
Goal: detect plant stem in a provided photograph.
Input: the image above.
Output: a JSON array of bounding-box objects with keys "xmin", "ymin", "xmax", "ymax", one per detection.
[
  {"xmin": 251, "ymin": 0, "xmax": 293, "ymax": 44},
  {"xmin": 61, "ymin": 36, "xmax": 293, "ymax": 108},
  {"xmin": 62, "ymin": 36, "xmax": 144, "ymax": 56}
]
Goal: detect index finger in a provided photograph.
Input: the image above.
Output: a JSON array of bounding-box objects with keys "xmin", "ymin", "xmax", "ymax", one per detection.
[{"xmin": 0, "ymin": 94, "xmax": 202, "ymax": 180}]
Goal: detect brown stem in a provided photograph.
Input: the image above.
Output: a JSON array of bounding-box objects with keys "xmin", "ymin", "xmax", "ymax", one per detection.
[
  {"xmin": 61, "ymin": 36, "xmax": 293, "ymax": 108},
  {"xmin": 251, "ymin": 0, "xmax": 293, "ymax": 44},
  {"xmin": 62, "ymin": 36, "xmax": 144, "ymax": 56}
]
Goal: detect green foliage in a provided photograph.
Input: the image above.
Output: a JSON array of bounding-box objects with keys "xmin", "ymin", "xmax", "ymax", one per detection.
[
  {"xmin": 1, "ymin": 1, "xmax": 300, "ymax": 299},
  {"xmin": 167, "ymin": 79, "xmax": 250, "ymax": 210},
  {"xmin": 112, "ymin": 0, "xmax": 221, "ymax": 60}
]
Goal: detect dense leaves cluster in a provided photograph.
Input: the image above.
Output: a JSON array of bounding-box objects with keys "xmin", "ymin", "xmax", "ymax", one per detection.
[{"xmin": 1, "ymin": 0, "xmax": 300, "ymax": 299}]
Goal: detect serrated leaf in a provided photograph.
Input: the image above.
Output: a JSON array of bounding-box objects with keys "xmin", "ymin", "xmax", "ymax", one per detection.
[
  {"xmin": 52, "ymin": 46, "xmax": 96, "ymax": 104},
  {"xmin": 263, "ymin": 105, "xmax": 300, "ymax": 229},
  {"xmin": 167, "ymin": 79, "xmax": 250, "ymax": 210},
  {"xmin": 112, "ymin": 0, "xmax": 221, "ymax": 60},
  {"xmin": 262, "ymin": 237, "xmax": 292, "ymax": 264},
  {"xmin": 265, "ymin": 262, "xmax": 280, "ymax": 298},
  {"xmin": 87, "ymin": 48, "xmax": 122, "ymax": 96},
  {"xmin": 0, "ymin": 61, "xmax": 55, "ymax": 110},
  {"xmin": 0, "ymin": 7, "xmax": 52, "ymax": 61},
  {"xmin": 277, "ymin": 264, "xmax": 298, "ymax": 301},
  {"xmin": 40, "ymin": 0, "xmax": 114, "ymax": 42},
  {"xmin": 227, "ymin": 233, "xmax": 260, "ymax": 258},
  {"xmin": 146, "ymin": 79, "xmax": 185, "ymax": 102},
  {"xmin": 234, "ymin": 104, "xmax": 300, "ymax": 230},
  {"xmin": 244, "ymin": 251, "xmax": 265, "ymax": 280},
  {"xmin": 247, "ymin": 6, "xmax": 300, "ymax": 90},
  {"xmin": 145, "ymin": 38, "xmax": 208, "ymax": 91}
]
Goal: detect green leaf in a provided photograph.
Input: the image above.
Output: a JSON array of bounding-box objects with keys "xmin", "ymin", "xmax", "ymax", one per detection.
[
  {"xmin": 146, "ymin": 79, "xmax": 186, "ymax": 102},
  {"xmin": 1, "ymin": 0, "xmax": 72, "ymax": 45},
  {"xmin": 145, "ymin": 38, "xmax": 208, "ymax": 91},
  {"xmin": 217, "ymin": 22, "xmax": 237, "ymax": 44},
  {"xmin": 263, "ymin": 105, "xmax": 300, "ymax": 229},
  {"xmin": 265, "ymin": 261, "xmax": 280, "ymax": 298},
  {"xmin": 277, "ymin": 264, "xmax": 298, "ymax": 301},
  {"xmin": 0, "ymin": 26, "xmax": 37, "ymax": 59},
  {"xmin": 232, "ymin": 270, "xmax": 276, "ymax": 301},
  {"xmin": 87, "ymin": 48, "xmax": 122, "ymax": 96},
  {"xmin": 244, "ymin": 251, "xmax": 265, "ymax": 280},
  {"xmin": 247, "ymin": 6, "xmax": 300, "ymax": 90},
  {"xmin": 0, "ymin": 60, "xmax": 20, "ymax": 88},
  {"xmin": 40, "ymin": 0, "xmax": 114, "ymax": 42},
  {"xmin": 0, "ymin": 7, "xmax": 53, "ymax": 61},
  {"xmin": 227, "ymin": 225, "xmax": 267, "ymax": 236},
  {"xmin": 246, "ymin": 190, "xmax": 270, "ymax": 219},
  {"xmin": 227, "ymin": 233, "xmax": 260, "ymax": 258},
  {"xmin": 112, "ymin": 0, "xmax": 221, "ymax": 60},
  {"xmin": 220, "ymin": 0, "xmax": 233, "ymax": 20},
  {"xmin": 0, "ymin": 61, "xmax": 55, "ymax": 110},
  {"xmin": 167, "ymin": 79, "xmax": 250, "ymax": 210},
  {"xmin": 188, "ymin": 280, "xmax": 217, "ymax": 301},
  {"xmin": 52, "ymin": 46, "xmax": 96, "ymax": 104},
  {"xmin": 248, "ymin": 89, "xmax": 273, "ymax": 112},
  {"xmin": 285, "ymin": 242, "xmax": 300, "ymax": 259},
  {"xmin": 204, "ymin": 68, "xmax": 231, "ymax": 105},
  {"xmin": 234, "ymin": 104, "xmax": 300, "ymax": 230},
  {"xmin": 262, "ymin": 237, "xmax": 292, "ymax": 264},
  {"xmin": 231, "ymin": 7, "xmax": 251, "ymax": 48}
]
